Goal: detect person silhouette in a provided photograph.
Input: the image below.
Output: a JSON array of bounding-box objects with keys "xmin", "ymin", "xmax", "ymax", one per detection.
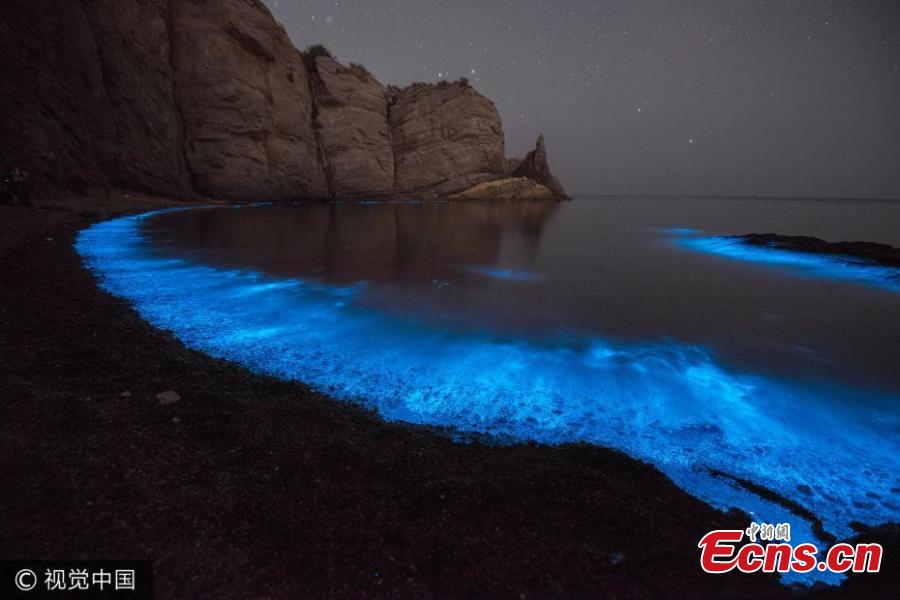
[
  {"xmin": 1, "ymin": 167, "xmax": 9, "ymax": 204},
  {"xmin": 8, "ymin": 166, "xmax": 31, "ymax": 207}
]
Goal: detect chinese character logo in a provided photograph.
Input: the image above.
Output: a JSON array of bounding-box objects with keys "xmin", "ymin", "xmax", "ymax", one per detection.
[{"xmin": 116, "ymin": 569, "xmax": 136, "ymax": 591}]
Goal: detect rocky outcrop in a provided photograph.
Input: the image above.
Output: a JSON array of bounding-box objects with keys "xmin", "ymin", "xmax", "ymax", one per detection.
[
  {"xmin": 448, "ymin": 177, "xmax": 555, "ymax": 201},
  {"xmin": 0, "ymin": 0, "xmax": 326, "ymax": 201},
  {"xmin": 0, "ymin": 0, "xmax": 172, "ymax": 196},
  {"xmin": 390, "ymin": 82, "xmax": 506, "ymax": 197},
  {"xmin": 503, "ymin": 158, "xmax": 523, "ymax": 176},
  {"xmin": 170, "ymin": 0, "xmax": 327, "ymax": 200},
  {"xmin": 737, "ymin": 233, "xmax": 900, "ymax": 267},
  {"xmin": 0, "ymin": 0, "xmax": 566, "ymax": 202},
  {"xmin": 511, "ymin": 135, "xmax": 568, "ymax": 198},
  {"xmin": 81, "ymin": 0, "xmax": 192, "ymax": 197},
  {"xmin": 310, "ymin": 56, "xmax": 394, "ymax": 197}
]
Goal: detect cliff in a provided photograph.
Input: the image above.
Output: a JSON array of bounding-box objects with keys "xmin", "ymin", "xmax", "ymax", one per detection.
[
  {"xmin": 169, "ymin": 0, "xmax": 327, "ymax": 200},
  {"xmin": 389, "ymin": 81, "xmax": 506, "ymax": 198},
  {"xmin": 0, "ymin": 0, "xmax": 565, "ymax": 202},
  {"xmin": 0, "ymin": 0, "xmax": 190, "ymax": 197},
  {"xmin": 307, "ymin": 55, "xmax": 394, "ymax": 197}
]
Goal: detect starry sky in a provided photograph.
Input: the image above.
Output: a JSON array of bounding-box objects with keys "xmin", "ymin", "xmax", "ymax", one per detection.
[{"xmin": 263, "ymin": 0, "xmax": 900, "ymax": 199}]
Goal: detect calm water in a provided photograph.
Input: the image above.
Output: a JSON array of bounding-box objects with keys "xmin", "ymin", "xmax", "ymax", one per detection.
[
  {"xmin": 146, "ymin": 197, "xmax": 900, "ymax": 388},
  {"xmin": 78, "ymin": 196, "xmax": 900, "ymax": 586}
]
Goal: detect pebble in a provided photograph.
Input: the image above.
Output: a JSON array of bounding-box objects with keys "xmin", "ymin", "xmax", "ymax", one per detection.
[{"xmin": 156, "ymin": 390, "xmax": 181, "ymax": 405}]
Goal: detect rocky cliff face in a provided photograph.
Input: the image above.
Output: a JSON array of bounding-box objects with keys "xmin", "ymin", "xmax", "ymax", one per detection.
[
  {"xmin": 1, "ymin": 0, "xmax": 565, "ymax": 202},
  {"xmin": 309, "ymin": 56, "xmax": 394, "ymax": 197},
  {"xmin": 82, "ymin": 0, "xmax": 192, "ymax": 197},
  {"xmin": 170, "ymin": 0, "xmax": 327, "ymax": 200},
  {"xmin": 0, "ymin": 0, "xmax": 182, "ymax": 196},
  {"xmin": 389, "ymin": 82, "xmax": 506, "ymax": 197}
]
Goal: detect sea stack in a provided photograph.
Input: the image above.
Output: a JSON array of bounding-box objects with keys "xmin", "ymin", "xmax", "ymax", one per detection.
[{"xmin": 511, "ymin": 135, "xmax": 569, "ymax": 199}]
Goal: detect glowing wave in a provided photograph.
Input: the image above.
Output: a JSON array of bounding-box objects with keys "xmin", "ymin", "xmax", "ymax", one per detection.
[
  {"xmin": 77, "ymin": 210, "xmax": 900, "ymax": 586},
  {"xmin": 465, "ymin": 265, "xmax": 541, "ymax": 282},
  {"xmin": 675, "ymin": 233, "xmax": 900, "ymax": 291}
]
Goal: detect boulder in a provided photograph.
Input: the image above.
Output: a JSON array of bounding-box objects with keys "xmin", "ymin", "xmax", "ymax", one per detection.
[
  {"xmin": 311, "ymin": 56, "xmax": 394, "ymax": 197},
  {"xmin": 156, "ymin": 390, "xmax": 181, "ymax": 405},
  {"xmin": 169, "ymin": 0, "xmax": 328, "ymax": 200},
  {"xmin": 511, "ymin": 135, "xmax": 568, "ymax": 198},
  {"xmin": 390, "ymin": 81, "xmax": 505, "ymax": 197},
  {"xmin": 448, "ymin": 177, "xmax": 556, "ymax": 201}
]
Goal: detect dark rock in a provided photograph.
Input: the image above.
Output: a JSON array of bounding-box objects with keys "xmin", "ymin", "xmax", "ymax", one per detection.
[
  {"xmin": 503, "ymin": 157, "xmax": 523, "ymax": 176},
  {"xmin": 511, "ymin": 134, "xmax": 568, "ymax": 198},
  {"xmin": 738, "ymin": 233, "xmax": 900, "ymax": 267},
  {"xmin": 81, "ymin": 0, "xmax": 193, "ymax": 197},
  {"xmin": 156, "ymin": 390, "xmax": 181, "ymax": 405},
  {"xmin": 0, "ymin": 0, "xmax": 121, "ymax": 196}
]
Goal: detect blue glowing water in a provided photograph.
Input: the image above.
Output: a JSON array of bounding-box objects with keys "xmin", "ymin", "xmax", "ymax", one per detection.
[
  {"xmin": 466, "ymin": 265, "xmax": 542, "ymax": 282},
  {"xmin": 76, "ymin": 207, "xmax": 900, "ymax": 587},
  {"xmin": 675, "ymin": 233, "xmax": 900, "ymax": 292}
]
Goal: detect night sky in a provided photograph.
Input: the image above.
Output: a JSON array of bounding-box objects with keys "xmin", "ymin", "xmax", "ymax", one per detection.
[{"xmin": 263, "ymin": 1, "xmax": 900, "ymax": 199}]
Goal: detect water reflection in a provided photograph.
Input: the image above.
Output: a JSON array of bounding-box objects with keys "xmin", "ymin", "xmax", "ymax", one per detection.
[
  {"xmin": 147, "ymin": 201, "xmax": 560, "ymax": 284},
  {"xmin": 145, "ymin": 198, "xmax": 900, "ymax": 389}
]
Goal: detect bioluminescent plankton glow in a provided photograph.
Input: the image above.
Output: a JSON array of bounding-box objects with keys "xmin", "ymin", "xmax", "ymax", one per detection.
[
  {"xmin": 77, "ymin": 209, "xmax": 900, "ymax": 586},
  {"xmin": 673, "ymin": 232, "xmax": 900, "ymax": 292},
  {"xmin": 465, "ymin": 265, "xmax": 542, "ymax": 282}
]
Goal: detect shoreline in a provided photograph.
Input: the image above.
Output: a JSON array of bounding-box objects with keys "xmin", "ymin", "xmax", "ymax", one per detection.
[
  {"xmin": 0, "ymin": 197, "xmax": 894, "ymax": 598},
  {"xmin": 736, "ymin": 233, "xmax": 900, "ymax": 268}
]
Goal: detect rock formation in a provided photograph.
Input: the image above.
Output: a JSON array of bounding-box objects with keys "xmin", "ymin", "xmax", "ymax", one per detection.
[
  {"xmin": 81, "ymin": 0, "xmax": 192, "ymax": 197},
  {"xmin": 503, "ymin": 158, "xmax": 523, "ymax": 176},
  {"xmin": 170, "ymin": 0, "xmax": 327, "ymax": 200},
  {"xmin": 389, "ymin": 81, "xmax": 505, "ymax": 197},
  {"xmin": 0, "ymin": 0, "xmax": 187, "ymax": 196},
  {"xmin": 511, "ymin": 135, "xmax": 568, "ymax": 198},
  {"xmin": 308, "ymin": 56, "xmax": 394, "ymax": 197},
  {"xmin": 0, "ymin": 0, "xmax": 566, "ymax": 202},
  {"xmin": 448, "ymin": 178, "xmax": 555, "ymax": 201},
  {"xmin": 737, "ymin": 233, "xmax": 900, "ymax": 267}
]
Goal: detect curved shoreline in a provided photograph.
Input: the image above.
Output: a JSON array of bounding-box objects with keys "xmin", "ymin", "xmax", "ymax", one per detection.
[
  {"xmin": 1, "ymin": 202, "xmax": 896, "ymax": 597},
  {"xmin": 78, "ymin": 207, "xmax": 899, "ymax": 556}
]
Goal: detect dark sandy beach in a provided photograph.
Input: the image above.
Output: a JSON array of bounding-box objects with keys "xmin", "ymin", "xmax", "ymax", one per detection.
[{"xmin": 0, "ymin": 200, "xmax": 894, "ymax": 598}]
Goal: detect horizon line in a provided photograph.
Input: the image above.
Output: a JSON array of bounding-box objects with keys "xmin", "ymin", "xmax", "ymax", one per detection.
[{"xmin": 572, "ymin": 192, "xmax": 900, "ymax": 203}]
